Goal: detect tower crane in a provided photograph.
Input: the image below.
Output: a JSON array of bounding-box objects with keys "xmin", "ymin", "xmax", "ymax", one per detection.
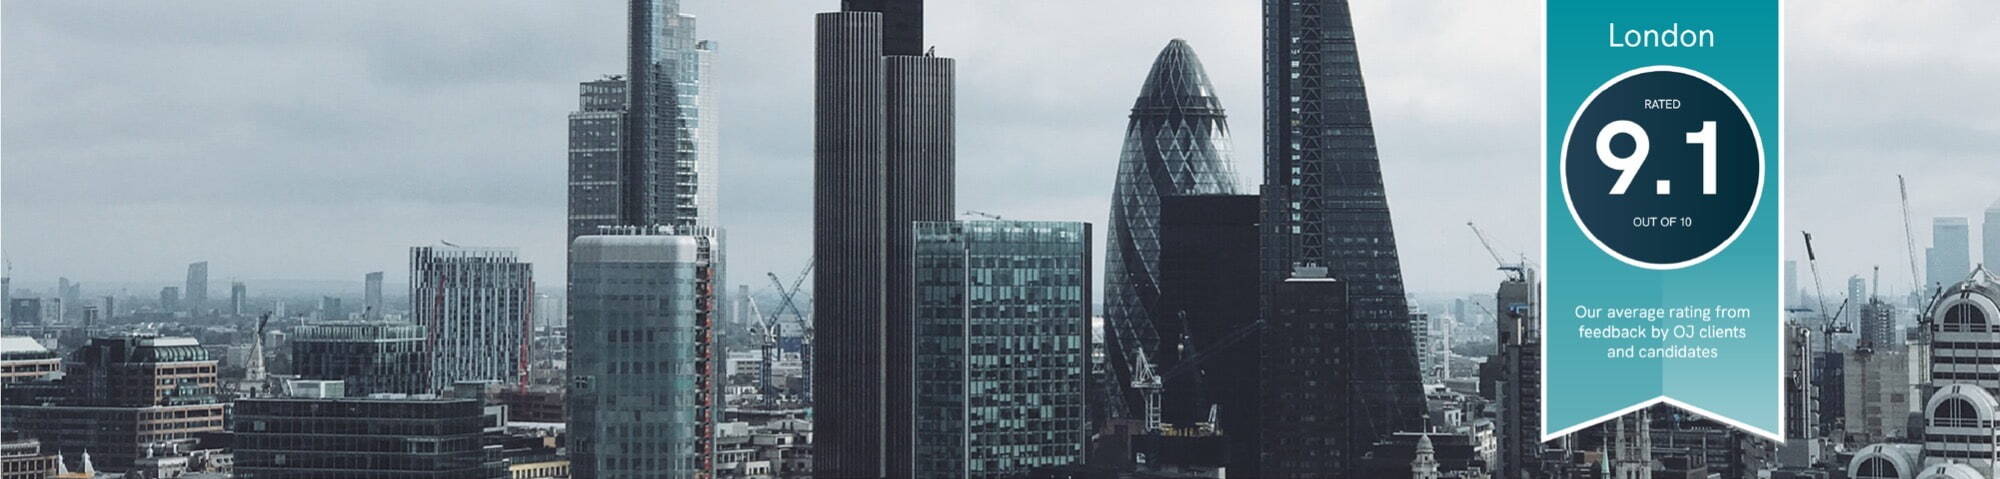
[
  {"xmin": 751, "ymin": 258, "xmax": 814, "ymax": 399},
  {"xmin": 962, "ymin": 210, "xmax": 1003, "ymax": 220},
  {"xmin": 1897, "ymin": 175, "xmax": 1926, "ymax": 298},
  {"xmin": 1802, "ymin": 231, "xmax": 1855, "ymax": 351},
  {"xmin": 1468, "ymin": 222, "xmax": 1527, "ymax": 281}
]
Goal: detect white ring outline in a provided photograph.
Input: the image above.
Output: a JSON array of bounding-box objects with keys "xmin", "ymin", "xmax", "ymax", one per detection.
[{"xmin": 1559, "ymin": 65, "xmax": 1765, "ymax": 270}]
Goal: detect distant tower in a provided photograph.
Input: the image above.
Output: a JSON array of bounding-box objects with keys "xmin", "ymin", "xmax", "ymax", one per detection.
[
  {"xmin": 230, "ymin": 282, "xmax": 248, "ymax": 316},
  {"xmin": 184, "ymin": 261, "xmax": 208, "ymax": 308},
  {"xmin": 364, "ymin": 272, "xmax": 384, "ymax": 321},
  {"xmin": 246, "ymin": 314, "xmax": 270, "ymax": 386},
  {"xmin": 1610, "ymin": 409, "xmax": 1652, "ymax": 479},
  {"xmin": 1985, "ymin": 198, "xmax": 2000, "ymax": 271},
  {"xmin": 1927, "ymin": 217, "xmax": 1971, "ymax": 292},
  {"xmin": 1101, "ymin": 39, "xmax": 1243, "ymax": 424},
  {"xmin": 160, "ymin": 286, "xmax": 181, "ymax": 312}
]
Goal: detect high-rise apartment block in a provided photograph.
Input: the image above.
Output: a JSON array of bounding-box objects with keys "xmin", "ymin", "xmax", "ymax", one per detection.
[
  {"xmin": 410, "ymin": 245, "xmax": 533, "ymax": 392},
  {"xmin": 1260, "ymin": 1, "xmax": 1425, "ymax": 471},
  {"xmin": 567, "ymin": 230, "xmax": 719, "ymax": 479},
  {"xmin": 911, "ymin": 220, "xmax": 1090, "ymax": 477},
  {"xmin": 813, "ymin": 1, "xmax": 955, "ymax": 476}
]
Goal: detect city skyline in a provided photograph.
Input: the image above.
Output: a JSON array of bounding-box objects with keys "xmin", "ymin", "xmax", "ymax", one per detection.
[{"xmin": 3, "ymin": 1, "xmax": 1996, "ymax": 298}]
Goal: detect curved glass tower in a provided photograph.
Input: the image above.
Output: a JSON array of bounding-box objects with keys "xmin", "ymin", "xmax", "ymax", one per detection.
[{"xmin": 1102, "ymin": 39, "xmax": 1242, "ymax": 420}]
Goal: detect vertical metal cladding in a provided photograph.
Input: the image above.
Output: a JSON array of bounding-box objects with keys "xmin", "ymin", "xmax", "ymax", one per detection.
[
  {"xmin": 1101, "ymin": 39, "xmax": 1243, "ymax": 422},
  {"xmin": 1260, "ymin": 0, "xmax": 1425, "ymax": 475},
  {"xmin": 409, "ymin": 246, "xmax": 533, "ymax": 393},
  {"xmin": 814, "ymin": 11, "xmax": 887, "ymax": 478},
  {"xmin": 884, "ymin": 54, "xmax": 953, "ymax": 479}
]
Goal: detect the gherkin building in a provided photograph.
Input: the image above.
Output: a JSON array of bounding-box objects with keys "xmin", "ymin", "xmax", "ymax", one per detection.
[{"xmin": 1101, "ymin": 39, "xmax": 1242, "ymax": 421}]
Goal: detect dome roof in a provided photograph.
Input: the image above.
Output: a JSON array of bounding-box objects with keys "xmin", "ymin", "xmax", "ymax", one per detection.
[
  {"xmin": 1926, "ymin": 383, "xmax": 2000, "ymax": 421},
  {"xmin": 1847, "ymin": 443, "xmax": 1922, "ymax": 479},
  {"xmin": 1133, "ymin": 39, "xmax": 1224, "ymax": 113},
  {"xmin": 1915, "ymin": 463, "xmax": 1984, "ymax": 479}
]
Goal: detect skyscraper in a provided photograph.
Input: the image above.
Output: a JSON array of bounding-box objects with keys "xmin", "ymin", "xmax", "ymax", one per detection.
[
  {"xmin": 567, "ymin": 230, "xmax": 719, "ymax": 479},
  {"xmin": 364, "ymin": 271, "xmax": 384, "ymax": 320},
  {"xmin": 1847, "ymin": 275, "xmax": 1868, "ymax": 327},
  {"xmin": 1101, "ymin": 39, "xmax": 1243, "ymax": 424},
  {"xmin": 1155, "ymin": 194, "xmax": 1261, "ymax": 476},
  {"xmin": 622, "ymin": 0, "xmax": 718, "ymax": 230},
  {"xmin": 1927, "ymin": 217, "xmax": 1971, "ymax": 292},
  {"xmin": 1985, "ymin": 198, "xmax": 1999, "ymax": 271},
  {"xmin": 229, "ymin": 282, "xmax": 247, "ymax": 316},
  {"xmin": 1260, "ymin": 266, "xmax": 1357, "ymax": 476},
  {"xmin": 911, "ymin": 220, "xmax": 1090, "ymax": 477},
  {"xmin": 568, "ymin": 1, "xmax": 725, "ymax": 334},
  {"xmin": 409, "ymin": 244, "xmax": 533, "ymax": 392},
  {"xmin": 814, "ymin": 2, "xmax": 954, "ymax": 476},
  {"xmin": 1260, "ymin": 0, "xmax": 1425, "ymax": 470},
  {"xmin": 1785, "ymin": 259, "xmax": 1800, "ymax": 308},
  {"xmin": 1494, "ymin": 269, "xmax": 1544, "ymax": 479},
  {"xmin": 184, "ymin": 261, "xmax": 208, "ymax": 308}
]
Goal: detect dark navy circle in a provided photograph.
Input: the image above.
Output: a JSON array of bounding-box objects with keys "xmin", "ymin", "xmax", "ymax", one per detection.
[{"xmin": 1562, "ymin": 67, "xmax": 1762, "ymax": 269}]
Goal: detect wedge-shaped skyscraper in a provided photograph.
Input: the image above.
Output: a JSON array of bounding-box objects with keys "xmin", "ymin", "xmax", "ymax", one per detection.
[{"xmin": 1102, "ymin": 39, "xmax": 1243, "ymax": 422}]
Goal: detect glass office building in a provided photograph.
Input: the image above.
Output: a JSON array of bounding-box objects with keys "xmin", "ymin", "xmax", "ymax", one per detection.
[
  {"xmin": 912, "ymin": 220, "xmax": 1090, "ymax": 478},
  {"xmin": 291, "ymin": 321, "xmax": 428, "ymax": 395},
  {"xmin": 567, "ymin": 231, "xmax": 718, "ymax": 478}
]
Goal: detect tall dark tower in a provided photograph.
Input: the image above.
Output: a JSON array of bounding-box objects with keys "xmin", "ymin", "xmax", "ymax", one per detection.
[
  {"xmin": 814, "ymin": 2, "xmax": 954, "ymax": 477},
  {"xmin": 1101, "ymin": 39, "xmax": 1244, "ymax": 427},
  {"xmin": 1260, "ymin": 0, "xmax": 1425, "ymax": 475}
]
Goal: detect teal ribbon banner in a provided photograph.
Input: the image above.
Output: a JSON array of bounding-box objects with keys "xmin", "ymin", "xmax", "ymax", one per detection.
[{"xmin": 1544, "ymin": 0, "xmax": 1783, "ymax": 440}]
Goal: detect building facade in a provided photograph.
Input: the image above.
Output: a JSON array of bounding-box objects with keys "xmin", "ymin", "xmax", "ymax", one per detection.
[
  {"xmin": 290, "ymin": 321, "xmax": 428, "ymax": 396},
  {"xmin": 1849, "ymin": 267, "xmax": 2000, "ymax": 478},
  {"xmin": 1494, "ymin": 269, "xmax": 1545, "ymax": 479},
  {"xmin": 1259, "ymin": 266, "xmax": 1357, "ymax": 477},
  {"xmin": 567, "ymin": 231, "xmax": 719, "ymax": 479},
  {"xmin": 911, "ymin": 220, "xmax": 1090, "ymax": 478},
  {"xmin": 1101, "ymin": 39, "xmax": 1244, "ymax": 425},
  {"xmin": 234, "ymin": 395, "xmax": 504, "ymax": 479},
  {"xmin": 410, "ymin": 245, "xmax": 534, "ymax": 392},
  {"xmin": 1154, "ymin": 194, "xmax": 1261, "ymax": 476},
  {"xmin": 813, "ymin": 2, "xmax": 954, "ymax": 476},
  {"xmin": 1260, "ymin": 0, "xmax": 1426, "ymax": 472},
  {"xmin": 1, "ymin": 336, "xmax": 225, "ymax": 473}
]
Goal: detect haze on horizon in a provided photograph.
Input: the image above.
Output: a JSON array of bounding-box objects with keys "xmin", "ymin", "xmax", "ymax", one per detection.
[{"xmin": 3, "ymin": 1, "xmax": 1995, "ymax": 301}]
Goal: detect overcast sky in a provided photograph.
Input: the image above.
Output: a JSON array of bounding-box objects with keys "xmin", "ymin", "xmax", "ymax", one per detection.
[{"xmin": 3, "ymin": 1, "xmax": 1995, "ymax": 301}]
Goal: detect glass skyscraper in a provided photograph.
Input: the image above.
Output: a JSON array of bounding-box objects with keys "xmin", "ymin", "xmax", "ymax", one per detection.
[
  {"xmin": 1101, "ymin": 39, "xmax": 1243, "ymax": 423},
  {"xmin": 912, "ymin": 220, "xmax": 1090, "ymax": 478},
  {"xmin": 567, "ymin": 230, "xmax": 719, "ymax": 479},
  {"xmin": 1260, "ymin": 0, "xmax": 1426, "ymax": 474},
  {"xmin": 290, "ymin": 321, "xmax": 427, "ymax": 396}
]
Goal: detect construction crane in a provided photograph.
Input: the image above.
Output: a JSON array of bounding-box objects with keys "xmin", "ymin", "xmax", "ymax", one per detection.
[
  {"xmin": 751, "ymin": 259, "xmax": 814, "ymax": 399},
  {"xmin": 962, "ymin": 210, "xmax": 1003, "ymax": 220},
  {"xmin": 1802, "ymin": 231, "xmax": 1855, "ymax": 351},
  {"xmin": 1897, "ymin": 175, "xmax": 1926, "ymax": 297},
  {"xmin": 1468, "ymin": 222, "xmax": 1527, "ymax": 281}
]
